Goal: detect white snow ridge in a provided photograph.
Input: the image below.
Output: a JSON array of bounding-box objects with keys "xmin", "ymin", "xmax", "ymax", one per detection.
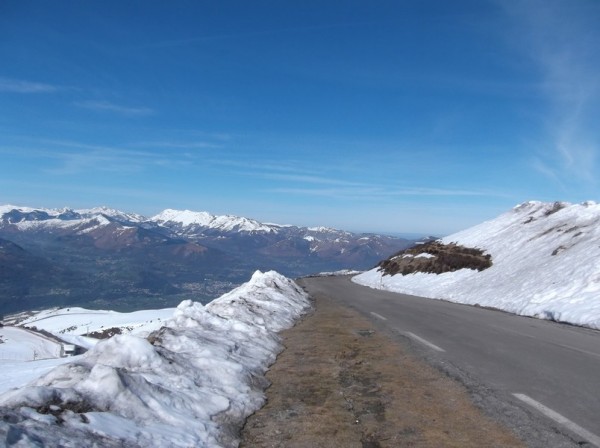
[
  {"xmin": 354, "ymin": 201, "xmax": 600, "ymax": 329},
  {"xmin": 151, "ymin": 209, "xmax": 279, "ymax": 233},
  {"xmin": 0, "ymin": 271, "xmax": 311, "ymax": 447}
]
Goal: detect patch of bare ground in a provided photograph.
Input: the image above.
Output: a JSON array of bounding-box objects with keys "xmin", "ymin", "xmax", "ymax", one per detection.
[
  {"xmin": 240, "ymin": 294, "xmax": 522, "ymax": 448},
  {"xmin": 379, "ymin": 241, "xmax": 492, "ymax": 276}
]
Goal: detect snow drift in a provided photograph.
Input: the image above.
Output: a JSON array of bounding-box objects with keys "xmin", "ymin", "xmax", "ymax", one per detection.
[
  {"xmin": 354, "ymin": 201, "xmax": 600, "ymax": 329},
  {"xmin": 0, "ymin": 271, "xmax": 311, "ymax": 447}
]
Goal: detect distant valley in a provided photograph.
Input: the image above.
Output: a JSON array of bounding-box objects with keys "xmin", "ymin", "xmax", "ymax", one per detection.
[{"xmin": 0, "ymin": 205, "xmax": 416, "ymax": 314}]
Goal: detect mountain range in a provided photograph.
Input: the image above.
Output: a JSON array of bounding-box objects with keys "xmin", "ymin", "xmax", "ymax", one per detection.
[{"xmin": 0, "ymin": 205, "xmax": 415, "ymax": 314}]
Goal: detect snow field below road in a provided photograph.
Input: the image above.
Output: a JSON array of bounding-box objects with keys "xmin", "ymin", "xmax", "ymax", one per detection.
[
  {"xmin": 0, "ymin": 358, "xmax": 74, "ymax": 395},
  {"xmin": 0, "ymin": 270, "xmax": 311, "ymax": 447},
  {"xmin": 0, "ymin": 327, "xmax": 62, "ymax": 361},
  {"xmin": 354, "ymin": 201, "xmax": 600, "ymax": 329},
  {"xmin": 13, "ymin": 306, "xmax": 176, "ymax": 349}
]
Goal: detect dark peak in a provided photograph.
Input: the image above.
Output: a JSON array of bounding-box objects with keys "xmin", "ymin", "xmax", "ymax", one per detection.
[{"xmin": 1, "ymin": 209, "xmax": 52, "ymax": 224}]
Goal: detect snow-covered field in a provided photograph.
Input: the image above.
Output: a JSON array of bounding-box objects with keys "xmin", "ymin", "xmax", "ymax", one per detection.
[
  {"xmin": 10, "ymin": 306, "xmax": 176, "ymax": 350},
  {"xmin": 0, "ymin": 327, "xmax": 62, "ymax": 361},
  {"xmin": 0, "ymin": 307, "xmax": 179, "ymax": 397},
  {"xmin": 0, "ymin": 358, "xmax": 73, "ymax": 396},
  {"xmin": 354, "ymin": 201, "xmax": 600, "ymax": 330},
  {"xmin": 0, "ymin": 271, "xmax": 311, "ymax": 447}
]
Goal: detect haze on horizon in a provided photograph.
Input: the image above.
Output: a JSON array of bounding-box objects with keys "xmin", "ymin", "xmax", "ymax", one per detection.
[{"xmin": 1, "ymin": 0, "xmax": 599, "ymax": 235}]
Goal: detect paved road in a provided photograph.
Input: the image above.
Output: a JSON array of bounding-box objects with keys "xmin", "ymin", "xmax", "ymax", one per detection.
[{"xmin": 299, "ymin": 275, "xmax": 600, "ymax": 447}]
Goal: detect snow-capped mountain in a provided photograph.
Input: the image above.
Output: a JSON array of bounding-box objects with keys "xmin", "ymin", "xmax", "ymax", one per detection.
[
  {"xmin": 150, "ymin": 208, "xmax": 407, "ymax": 265},
  {"xmin": 77, "ymin": 206, "xmax": 146, "ymax": 224},
  {"xmin": 152, "ymin": 209, "xmax": 281, "ymax": 234},
  {"xmin": 0, "ymin": 205, "xmax": 412, "ymax": 314},
  {"xmin": 354, "ymin": 201, "xmax": 600, "ymax": 329},
  {"xmin": 0, "ymin": 204, "xmax": 143, "ymax": 226},
  {"xmin": 0, "ymin": 205, "xmax": 142, "ymax": 243}
]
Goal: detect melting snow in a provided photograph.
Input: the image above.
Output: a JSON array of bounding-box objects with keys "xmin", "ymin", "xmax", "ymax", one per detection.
[
  {"xmin": 0, "ymin": 271, "xmax": 311, "ymax": 447},
  {"xmin": 414, "ymin": 253, "xmax": 434, "ymax": 259}
]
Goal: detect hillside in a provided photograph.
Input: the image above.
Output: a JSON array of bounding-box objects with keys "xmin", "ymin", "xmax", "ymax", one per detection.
[
  {"xmin": 354, "ymin": 201, "xmax": 600, "ymax": 329},
  {"xmin": 0, "ymin": 205, "xmax": 412, "ymax": 314}
]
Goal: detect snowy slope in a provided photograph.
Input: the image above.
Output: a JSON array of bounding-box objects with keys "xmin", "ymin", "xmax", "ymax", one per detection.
[
  {"xmin": 0, "ymin": 307, "xmax": 180, "ymax": 397},
  {"xmin": 12, "ymin": 307, "xmax": 175, "ymax": 349},
  {"xmin": 354, "ymin": 201, "xmax": 600, "ymax": 329},
  {"xmin": 0, "ymin": 205, "xmax": 120, "ymax": 234},
  {"xmin": 77, "ymin": 206, "xmax": 145, "ymax": 223},
  {"xmin": 0, "ymin": 205, "xmax": 143, "ymax": 224},
  {"xmin": 0, "ymin": 358, "xmax": 73, "ymax": 395},
  {"xmin": 0, "ymin": 327, "xmax": 74, "ymax": 396},
  {"xmin": 0, "ymin": 327, "xmax": 62, "ymax": 361},
  {"xmin": 0, "ymin": 271, "xmax": 311, "ymax": 447}
]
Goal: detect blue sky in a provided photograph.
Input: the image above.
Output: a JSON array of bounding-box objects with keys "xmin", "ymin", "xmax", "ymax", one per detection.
[{"xmin": 1, "ymin": 0, "xmax": 599, "ymax": 235}]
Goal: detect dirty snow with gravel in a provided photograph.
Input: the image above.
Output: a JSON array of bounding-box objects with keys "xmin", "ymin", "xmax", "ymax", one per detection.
[
  {"xmin": 0, "ymin": 271, "xmax": 311, "ymax": 447},
  {"xmin": 353, "ymin": 201, "xmax": 600, "ymax": 330}
]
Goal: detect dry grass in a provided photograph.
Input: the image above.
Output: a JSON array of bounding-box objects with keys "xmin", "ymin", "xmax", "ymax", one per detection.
[
  {"xmin": 379, "ymin": 241, "xmax": 492, "ymax": 276},
  {"xmin": 240, "ymin": 294, "xmax": 522, "ymax": 448}
]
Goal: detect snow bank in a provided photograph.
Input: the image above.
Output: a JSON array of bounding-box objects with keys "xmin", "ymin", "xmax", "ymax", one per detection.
[
  {"xmin": 0, "ymin": 271, "xmax": 311, "ymax": 447},
  {"xmin": 313, "ymin": 269, "xmax": 362, "ymax": 277},
  {"xmin": 353, "ymin": 201, "xmax": 600, "ymax": 329}
]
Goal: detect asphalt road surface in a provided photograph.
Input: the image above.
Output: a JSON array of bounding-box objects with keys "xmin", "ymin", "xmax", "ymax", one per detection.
[{"xmin": 299, "ymin": 275, "xmax": 600, "ymax": 447}]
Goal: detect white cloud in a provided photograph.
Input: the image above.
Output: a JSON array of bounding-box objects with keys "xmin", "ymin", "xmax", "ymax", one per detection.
[
  {"xmin": 75, "ymin": 100, "xmax": 154, "ymax": 116},
  {"xmin": 503, "ymin": 1, "xmax": 600, "ymax": 184},
  {"xmin": 0, "ymin": 139, "xmax": 190, "ymax": 175},
  {"xmin": 133, "ymin": 140, "xmax": 219, "ymax": 149},
  {"xmin": 267, "ymin": 186, "xmax": 498, "ymax": 201},
  {"xmin": 0, "ymin": 77, "xmax": 58, "ymax": 93}
]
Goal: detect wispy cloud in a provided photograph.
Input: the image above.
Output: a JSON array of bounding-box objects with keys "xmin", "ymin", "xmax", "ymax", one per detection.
[
  {"xmin": 267, "ymin": 185, "xmax": 498, "ymax": 201},
  {"xmin": 503, "ymin": 1, "xmax": 600, "ymax": 184},
  {"xmin": 75, "ymin": 100, "xmax": 155, "ymax": 116},
  {"xmin": 209, "ymin": 158, "xmax": 379, "ymax": 188},
  {"xmin": 46, "ymin": 149, "xmax": 160, "ymax": 175},
  {"xmin": 134, "ymin": 22, "xmax": 378, "ymax": 50},
  {"xmin": 0, "ymin": 77, "xmax": 59, "ymax": 93},
  {"xmin": 260, "ymin": 173, "xmax": 367, "ymax": 187},
  {"xmin": 1, "ymin": 139, "xmax": 191, "ymax": 175},
  {"xmin": 133, "ymin": 140, "xmax": 220, "ymax": 149},
  {"xmin": 387, "ymin": 187, "xmax": 493, "ymax": 197},
  {"xmin": 531, "ymin": 157, "xmax": 561, "ymax": 184},
  {"xmin": 209, "ymin": 156, "xmax": 503, "ymax": 201},
  {"xmin": 208, "ymin": 158, "xmax": 322, "ymax": 178}
]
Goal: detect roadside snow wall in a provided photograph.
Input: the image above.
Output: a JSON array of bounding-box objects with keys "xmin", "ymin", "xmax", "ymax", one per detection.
[{"xmin": 0, "ymin": 270, "xmax": 311, "ymax": 448}]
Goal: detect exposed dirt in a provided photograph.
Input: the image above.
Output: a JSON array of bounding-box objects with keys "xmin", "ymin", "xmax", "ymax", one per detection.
[
  {"xmin": 240, "ymin": 293, "xmax": 523, "ymax": 448},
  {"xmin": 379, "ymin": 241, "xmax": 492, "ymax": 276}
]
